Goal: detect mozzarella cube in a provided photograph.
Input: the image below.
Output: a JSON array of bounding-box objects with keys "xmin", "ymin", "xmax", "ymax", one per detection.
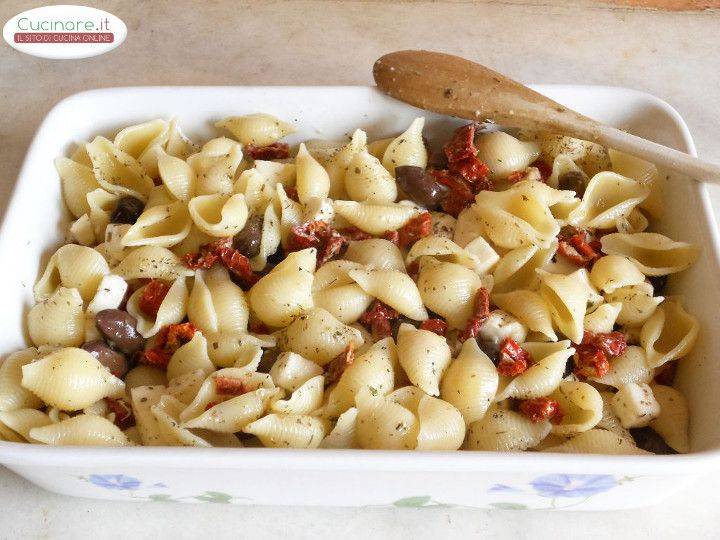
[
  {"xmin": 611, "ymin": 383, "xmax": 661, "ymax": 429},
  {"xmin": 477, "ymin": 310, "xmax": 528, "ymax": 345},
  {"xmin": 87, "ymin": 274, "xmax": 128, "ymax": 315},
  {"xmin": 69, "ymin": 214, "xmax": 96, "ymax": 246}
]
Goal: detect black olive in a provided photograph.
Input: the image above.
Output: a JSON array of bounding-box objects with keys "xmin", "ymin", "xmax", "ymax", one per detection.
[
  {"xmin": 563, "ymin": 355, "xmax": 575, "ymax": 378},
  {"xmin": 110, "ymin": 196, "xmax": 145, "ymax": 224},
  {"xmin": 82, "ymin": 340, "xmax": 130, "ymax": 378},
  {"xmin": 395, "ymin": 165, "xmax": 449, "ymax": 209},
  {"xmin": 558, "ymin": 170, "xmax": 588, "ymax": 198},
  {"xmin": 630, "ymin": 427, "xmax": 678, "ymax": 455},
  {"xmin": 391, "ymin": 316, "xmax": 418, "ymax": 340},
  {"xmin": 233, "ymin": 215, "xmax": 264, "ymax": 258},
  {"xmin": 477, "ymin": 338, "xmax": 500, "ymax": 365},
  {"xmin": 257, "ymin": 348, "xmax": 280, "ymax": 373},
  {"xmin": 95, "ymin": 309, "xmax": 146, "ymax": 355},
  {"xmin": 648, "ymin": 275, "xmax": 669, "ymax": 295}
]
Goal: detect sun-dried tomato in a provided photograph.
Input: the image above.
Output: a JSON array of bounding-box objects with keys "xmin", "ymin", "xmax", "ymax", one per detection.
[
  {"xmin": 396, "ymin": 212, "xmax": 432, "ymax": 249},
  {"xmin": 284, "ymin": 186, "xmax": 299, "ymax": 202},
  {"xmin": 557, "ymin": 228, "xmax": 602, "ymax": 268},
  {"xmin": 443, "ymin": 123, "xmax": 491, "ymax": 185},
  {"xmin": 506, "ymin": 170, "xmax": 527, "ymax": 184},
  {"xmin": 359, "ymin": 300, "xmax": 399, "ymax": 340},
  {"xmin": 183, "ymin": 245, "xmax": 220, "ymax": 270},
  {"xmin": 530, "ymin": 159, "xmax": 552, "ymax": 182},
  {"xmin": 182, "ymin": 238, "xmax": 259, "ymax": 287},
  {"xmin": 339, "ymin": 227, "xmax": 373, "ymax": 241},
  {"xmin": 138, "ymin": 279, "xmax": 171, "ymax": 318},
  {"xmin": 419, "ymin": 318, "xmax": 448, "ymax": 337},
  {"xmin": 105, "ymin": 397, "xmax": 135, "ymax": 430},
  {"xmin": 324, "ymin": 343, "xmax": 355, "ymax": 387},
  {"xmin": 582, "ymin": 330, "xmax": 628, "ymax": 358},
  {"xmin": 430, "ymin": 169, "xmax": 477, "ymax": 217},
  {"xmin": 496, "ymin": 338, "xmax": 530, "ymax": 376},
  {"xmin": 138, "ymin": 322, "xmax": 197, "ymax": 369},
  {"xmin": 654, "ymin": 361, "xmax": 677, "ymax": 386},
  {"xmin": 382, "ymin": 230, "xmax": 400, "ymax": 245},
  {"xmin": 519, "ymin": 397, "xmax": 564, "ymax": 424},
  {"xmin": 246, "ymin": 142, "xmax": 290, "ymax": 160},
  {"xmin": 288, "ymin": 220, "xmax": 347, "ymax": 266},
  {"xmin": 573, "ymin": 344, "xmax": 610, "ymax": 379},
  {"xmin": 459, "ymin": 288, "xmax": 491, "ymax": 342},
  {"xmin": 406, "ymin": 260, "xmax": 420, "ymax": 281},
  {"xmin": 215, "ymin": 376, "xmax": 250, "ymax": 396}
]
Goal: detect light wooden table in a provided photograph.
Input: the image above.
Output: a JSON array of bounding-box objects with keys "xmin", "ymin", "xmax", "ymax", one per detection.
[{"xmin": 1, "ymin": 1, "xmax": 719, "ymax": 538}]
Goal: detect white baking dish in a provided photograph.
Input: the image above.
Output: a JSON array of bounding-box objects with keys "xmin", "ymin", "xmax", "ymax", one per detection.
[{"xmin": 1, "ymin": 85, "xmax": 719, "ymax": 510}]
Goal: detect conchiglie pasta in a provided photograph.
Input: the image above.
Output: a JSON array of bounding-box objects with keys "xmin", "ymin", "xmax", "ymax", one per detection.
[
  {"xmin": 492, "ymin": 241, "xmax": 557, "ymax": 293},
  {"xmin": 406, "ymin": 235, "xmax": 496, "ymax": 276},
  {"xmin": 396, "ymin": 323, "xmax": 451, "ymax": 396},
  {"xmin": 166, "ymin": 331, "xmax": 216, "ymax": 381},
  {"xmin": 641, "ymin": 299, "xmax": 699, "ymax": 368},
  {"xmin": 465, "ymin": 407, "xmax": 551, "ymax": 451},
  {"xmin": 127, "ymin": 277, "xmax": 188, "ymax": 338},
  {"xmin": 182, "ymin": 387, "xmax": 279, "ymax": 433},
  {"xmin": 344, "ymin": 150, "xmax": 397, "ymax": 203},
  {"xmin": 243, "ymin": 413, "xmax": 326, "ymax": 449},
  {"xmin": 343, "ymin": 239, "xmax": 406, "ymax": 272},
  {"xmin": 589, "ymin": 346, "xmax": 653, "ymax": 388},
  {"xmin": 417, "ymin": 258, "xmax": 480, "ymax": 329},
  {"xmin": 584, "ymin": 302, "xmax": 622, "ymax": 334},
  {"xmin": 158, "ymin": 151, "xmax": 195, "ymax": 202},
  {"xmin": 567, "ymin": 172, "xmax": 649, "ymax": 229},
  {"xmin": 188, "ymin": 137, "xmax": 243, "ymax": 196},
  {"xmin": 495, "ymin": 341, "xmax": 574, "ymax": 401},
  {"xmin": 249, "ymin": 204, "xmax": 282, "ymax": 272},
  {"xmin": 590, "ymin": 255, "xmax": 645, "ymax": 294},
  {"xmin": 269, "ymin": 352, "xmax": 324, "ymax": 392},
  {"xmin": 187, "ymin": 266, "xmax": 249, "ymax": 335},
  {"xmin": 349, "ymin": 267, "xmax": 428, "ymax": 321},
  {"xmin": 325, "ymin": 129, "xmax": 367, "ymax": 199},
  {"xmin": 609, "ymin": 148, "xmax": 664, "ymax": 218},
  {"xmin": 295, "ymin": 143, "xmax": 331, "ymax": 203},
  {"xmin": 474, "ymin": 131, "xmax": 540, "ymax": 180},
  {"xmin": 216, "ymin": 113, "xmax": 295, "ymax": 146},
  {"xmin": 312, "ymin": 263, "xmax": 373, "ymax": 324},
  {"xmin": 415, "ymin": 394, "xmax": 466, "ymax": 451},
  {"xmin": 537, "ymin": 269, "xmax": 590, "ymax": 344},
  {"xmin": 188, "ymin": 193, "xmax": 248, "ymax": 237},
  {"xmin": 382, "ymin": 117, "xmax": 427, "ymax": 176},
  {"xmin": 600, "ymin": 232, "xmax": 700, "ymax": 276},
  {"xmin": 319, "ymin": 407, "xmax": 359, "ymax": 449},
  {"xmin": 649, "ymin": 384, "xmax": 689, "ymax": 453},
  {"xmin": 121, "ymin": 201, "xmax": 192, "ymax": 248},
  {"xmin": 28, "ymin": 287, "xmax": 85, "ymax": 348},
  {"xmin": 0, "ymin": 348, "xmax": 43, "ymax": 412},
  {"xmin": 0, "ymin": 408, "xmax": 52, "ymax": 442},
  {"xmin": 492, "ymin": 290, "xmax": 556, "ymax": 341},
  {"xmin": 152, "ymin": 394, "xmax": 212, "ymax": 447},
  {"xmin": 542, "ymin": 429, "xmax": 648, "ymax": 455},
  {"xmin": 86, "ymin": 136, "xmax": 154, "ymax": 200},
  {"xmin": 55, "ymin": 156, "xmax": 99, "ymax": 218},
  {"xmin": 333, "ymin": 200, "xmax": 419, "ymax": 235},
  {"xmin": 112, "ymin": 245, "xmax": 195, "ymax": 280},
  {"xmin": 34, "ymin": 244, "xmax": 110, "ymax": 303},
  {"xmin": 270, "ymin": 375, "xmax": 324, "ymax": 415},
  {"xmin": 21, "ymin": 347, "xmax": 125, "ymax": 410},
  {"xmin": 549, "ymin": 381, "xmax": 603, "ymax": 436},
  {"xmin": 354, "ymin": 389, "xmax": 418, "ymax": 450},
  {"xmin": 29, "ymin": 414, "xmax": 132, "ymax": 447},
  {"xmin": 604, "ymin": 282, "xmax": 663, "ymax": 327}
]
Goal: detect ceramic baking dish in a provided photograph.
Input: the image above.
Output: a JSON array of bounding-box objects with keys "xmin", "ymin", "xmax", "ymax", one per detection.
[{"xmin": 1, "ymin": 86, "xmax": 719, "ymax": 510}]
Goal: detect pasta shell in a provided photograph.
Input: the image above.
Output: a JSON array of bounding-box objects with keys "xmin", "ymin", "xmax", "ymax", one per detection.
[
  {"xmin": 34, "ymin": 244, "xmax": 110, "ymax": 303},
  {"xmin": 453, "ymin": 207, "xmax": 484, "ymax": 248},
  {"xmin": 538, "ymin": 134, "xmax": 610, "ymax": 177},
  {"xmin": 475, "ymin": 131, "xmax": 540, "ymax": 180},
  {"xmin": 604, "ymin": 282, "xmax": 663, "ymax": 327},
  {"xmin": 465, "ymin": 407, "xmax": 551, "ymax": 451},
  {"xmin": 440, "ymin": 339, "xmax": 498, "ymax": 425},
  {"xmin": 0, "ymin": 348, "xmax": 43, "ymax": 412},
  {"xmin": 270, "ymin": 375, "xmax": 324, "ymax": 415},
  {"xmin": 113, "ymin": 245, "xmax": 195, "ymax": 280},
  {"xmin": 313, "ymin": 282, "xmax": 373, "ymax": 324},
  {"xmin": 537, "ymin": 269, "xmax": 590, "ymax": 344},
  {"xmin": 382, "ymin": 117, "xmax": 428, "ymax": 176},
  {"xmin": 406, "ymin": 235, "xmax": 496, "ymax": 276},
  {"xmin": 0, "ymin": 408, "xmax": 52, "ymax": 442},
  {"xmin": 367, "ymin": 137, "xmax": 394, "ymax": 160},
  {"xmin": 255, "ymin": 159, "xmax": 296, "ymax": 187},
  {"xmin": 344, "ymin": 239, "xmax": 406, "ymax": 272},
  {"xmin": 325, "ymin": 129, "xmax": 367, "ymax": 199},
  {"xmin": 130, "ymin": 384, "xmax": 167, "ymax": 445},
  {"xmin": 495, "ymin": 341, "xmax": 574, "ymax": 401},
  {"xmin": 295, "ymin": 143, "xmax": 331, "ymax": 203},
  {"xmin": 319, "ymin": 407, "xmax": 359, "ymax": 449},
  {"xmin": 396, "ymin": 323, "xmax": 451, "ymax": 396},
  {"xmin": 86, "ymin": 136, "xmax": 154, "ymax": 200},
  {"xmin": 417, "ymin": 258, "xmax": 480, "ymax": 329},
  {"xmin": 590, "ymin": 255, "xmax": 645, "ymax": 294},
  {"xmin": 151, "ymin": 394, "xmax": 212, "ymax": 447},
  {"xmin": 158, "ymin": 152, "xmax": 196, "ymax": 202},
  {"xmin": 492, "ymin": 290, "xmax": 556, "ymax": 341},
  {"xmin": 121, "ymin": 201, "xmax": 192, "ymax": 248},
  {"xmin": 165, "ymin": 118, "xmax": 199, "ymax": 160},
  {"xmin": 542, "ymin": 429, "xmax": 648, "ymax": 455},
  {"xmin": 567, "ymin": 172, "xmax": 649, "ymax": 229},
  {"xmin": 349, "ymin": 267, "xmax": 428, "ymax": 321},
  {"xmin": 29, "ymin": 414, "xmax": 131, "ymax": 446},
  {"xmin": 167, "ymin": 369, "xmax": 207, "ymax": 404},
  {"xmin": 86, "ymin": 187, "xmax": 119, "ymax": 238},
  {"xmin": 183, "ymin": 387, "xmax": 280, "ymax": 433},
  {"xmin": 641, "ymin": 299, "xmax": 699, "ymax": 368},
  {"xmin": 355, "ymin": 389, "xmax": 418, "ymax": 450},
  {"xmin": 344, "ymin": 150, "xmax": 397, "ymax": 203},
  {"xmin": 127, "ymin": 277, "xmax": 188, "ymax": 338},
  {"xmin": 277, "ymin": 307, "xmax": 364, "ymax": 366},
  {"xmin": 600, "ymin": 232, "xmax": 700, "ymax": 276},
  {"xmin": 549, "ymin": 381, "xmax": 603, "ymax": 436},
  {"xmin": 114, "ymin": 119, "xmax": 167, "ymax": 159},
  {"xmin": 21, "ymin": 347, "xmax": 125, "ymax": 410},
  {"xmin": 249, "ymin": 204, "xmax": 281, "ymax": 272},
  {"xmin": 124, "ymin": 367, "xmax": 168, "ymax": 395},
  {"xmin": 492, "ymin": 241, "xmax": 557, "ymax": 293},
  {"xmin": 28, "ymin": 287, "xmax": 85, "ymax": 348},
  {"xmin": 188, "ymin": 193, "xmax": 248, "ymax": 237},
  {"xmin": 609, "ymin": 148, "xmax": 663, "ymax": 218},
  {"xmin": 649, "ymin": 384, "xmax": 689, "ymax": 453},
  {"xmin": 204, "ymin": 333, "xmax": 272, "ymax": 368},
  {"xmin": 616, "ymin": 208, "xmax": 649, "ymax": 234},
  {"xmin": 215, "ymin": 113, "xmax": 295, "ymax": 146},
  {"xmin": 248, "ymin": 248, "xmax": 315, "ymax": 328},
  {"xmin": 431, "ymin": 211, "xmax": 456, "ymax": 239},
  {"xmin": 589, "ymin": 346, "xmax": 653, "ymax": 388},
  {"xmin": 584, "ymin": 302, "xmax": 622, "ymax": 334},
  {"xmin": 188, "ymin": 266, "xmax": 249, "ymax": 335},
  {"xmin": 333, "ymin": 200, "xmax": 419, "ymax": 235},
  {"xmin": 55, "ymin": 157, "xmax": 99, "ymax": 218},
  {"xmin": 269, "ymin": 352, "xmax": 324, "ymax": 392},
  {"xmin": 166, "ymin": 331, "xmax": 216, "ymax": 381},
  {"xmin": 415, "ymin": 394, "xmax": 466, "ymax": 451},
  {"xmin": 243, "ymin": 413, "xmax": 326, "ymax": 448}
]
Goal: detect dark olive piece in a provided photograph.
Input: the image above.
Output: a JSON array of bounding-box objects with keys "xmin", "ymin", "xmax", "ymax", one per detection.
[
  {"xmin": 110, "ymin": 196, "xmax": 145, "ymax": 224},
  {"xmin": 477, "ymin": 338, "xmax": 500, "ymax": 365},
  {"xmin": 257, "ymin": 348, "xmax": 281, "ymax": 374},
  {"xmin": 233, "ymin": 214, "xmax": 264, "ymax": 258},
  {"xmin": 82, "ymin": 340, "xmax": 130, "ymax": 379},
  {"xmin": 648, "ymin": 275, "xmax": 669, "ymax": 295},
  {"xmin": 630, "ymin": 427, "xmax": 678, "ymax": 455},
  {"xmin": 395, "ymin": 165, "xmax": 449, "ymax": 209},
  {"xmin": 557, "ymin": 170, "xmax": 588, "ymax": 198},
  {"xmin": 95, "ymin": 309, "xmax": 146, "ymax": 355}
]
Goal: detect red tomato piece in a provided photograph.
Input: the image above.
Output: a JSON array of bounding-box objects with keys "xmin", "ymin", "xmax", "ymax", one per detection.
[
  {"xmin": 459, "ymin": 288, "xmax": 491, "ymax": 342},
  {"xmin": 573, "ymin": 344, "xmax": 610, "ymax": 379},
  {"xmin": 496, "ymin": 338, "xmax": 530, "ymax": 376},
  {"xmin": 246, "ymin": 142, "xmax": 290, "ymax": 160},
  {"xmin": 215, "ymin": 376, "xmax": 250, "ymax": 396},
  {"xmin": 396, "ymin": 212, "xmax": 432, "ymax": 249},
  {"xmin": 105, "ymin": 397, "xmax": 135, "ymax": 430},
  {"xmin": 324, "ymin": 343, "xmax": 355, "ymax": 387},
  {"xmin": 138, "ymin": 279, "xmax": 171, "ymax": 318},
  {"xmin": 359, "ymin": 300, "xmax": 399, "ymax": 340},
  {"xmin": 519, "ymin": 397, "xmax": 564, "ymax": 424},
  {"xmin": 419, "ymin": 318, "xmax": 448, "ymax": 337}
]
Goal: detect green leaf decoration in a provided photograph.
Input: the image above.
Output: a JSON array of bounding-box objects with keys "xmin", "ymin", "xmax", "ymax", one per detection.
[
  {"xmin": 195, "ymin": 491, "xmax": 233, "ymax": 504},
  {"xmin": 148, "ymin": 494, "xmax": 176, "ymax": 502},
  {"xmin": 489, "ymin": 502, "xmax": 528, "ymax": 510},
  {"xmin": 393, "ymin": 496, "xmax": 432, "ymax": 507}
]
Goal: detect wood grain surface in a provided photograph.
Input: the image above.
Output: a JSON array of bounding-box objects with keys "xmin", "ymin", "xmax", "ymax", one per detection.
[{"xmin": 606, "ymin": 0, "xmax": 719, "ymax": 9}]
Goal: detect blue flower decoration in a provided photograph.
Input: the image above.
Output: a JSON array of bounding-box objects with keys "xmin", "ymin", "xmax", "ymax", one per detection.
[
  {"xmin": 88, "ymin": 474, "xmax": 141, "ymax": 491},
  {"xmin": 488, "ymin": 484, "xmax": 521, "ymax": 493},
  {"xmin": 530, "ymin": 474, "xmax": 616, "ymax": 498}
]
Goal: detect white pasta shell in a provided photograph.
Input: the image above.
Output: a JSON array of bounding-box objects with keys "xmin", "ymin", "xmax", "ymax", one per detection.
[
  {"xmin": 604, "ymin": 282, "xmax": 663, "ymax": 327},
  {"xmin": 0, "ymin": 348, "xmax": 43, "ymax": 412},
  {"xmin": 608, "ymin": 148, "xmax": 664, "ymax": 219},
  {"xmin": 188, "ymin": 266, "xmax": 249, "ymax": 335},
  {"xmin": 28, "ymin": 287, "xmax": 85, "ymax": 348},
  {"xmin": 600, "ymin": 232, "xmax": 699, "ymax": 276},
  {"xmin": 649, "ymin": 384, "xmax": 689, "ymax": 453},
  {"xmin": 344, "ymin": 150, "xmax": 397, "ymax": 203},
  {"xmin": 344, "ymin": 239, "xmax": 406, "ymax": 272},
  {"xmin": 113, "ymin": 245, "xmax": 195, "ymax": 280},
  {"xmin": 396, "ymin": 323, "xmax": 451, "ymax": 396},
  {"xmin": 349, "ymin": 267, "xmax": 428, "ymax": 321},
  {"xmin": 151, "ymin": 394, "xmax": 212, "ymax": 447},
  {"xmin": 277, "ymin": 307, "xmax": 364, "ymax": 366},
  {"xmin": 537, "ymin": 269, "xmax": 589, "ymax": 344},
  {"xmin": 406, "ymin": 235, "xmax": 494, "ymax": 276},
  {"xmin": 127, "ymin": 277, "xmax": 188, "ymax": 338},
  {"xmin": 254, "ymin": 159, "xmax": 296, "ymax": 187},
  {"xmin": 590, "ymin": 255, "xmax": 646, "ymax": 294},
  {"xmin": 34, "ymin": 244, "xmax": 110, "ymax": 303},
  {"xmin": 55, "ymin": 157, "xmax": 100, "ymax": 218},
  {"xmin": 549, "ymin": 381, "xmax": 603, "ymax": 436},
  {"xmin": 417, "ymin": 258, "xmax": 479, "ymax": 329},
  {"xmin": 589, "ymin": 346, "xmax": 653, "ymax": 388},
  {"xmin": 189, "ymin": 138, "xmax": 243, "ymax": 196},
  {"xmin": 0, "ymin": 408, "xmax": 52, "ymax": 442},
  {"xmin": 271, "ymin": 375, "xmax": 325, "ymax": 415},
  {"xmin": 215, "ymin": 113, "xmax": 295, "ymax": 146},
  {"xmin": 158, "ymin": 151, "xmax": 195, "ymax": 201},
  {"xmin": 21, "ymin": 347, "xmax": 125, "ymax": 410},
  {"xmin": 475, "ymin": 131, "xmax": 540, "ymax": 179},
  {"xmin": 453, "ymin": 207, "xmax": 484, "ymax": 248},
  {"xmin": 167, "ymin": 369, "xmax": 207, "ymax": 404},
  {"xmin": 86, "ymin": 136, "xmax": 154, "ymax": 200},
  {"xmin": 243, "ymin": 413, "xmax": 326, "ymax": 449},
  {"xmin": 312, "ymin": 282, "xmax": 373, "ymax": 324},
  {"xmin": 492, "ymin": 241, "xmax": 557, "ymax": 294},
  {"xmin": 295, "ymin": 143, "xmax": 331, "ymax": 203},
  {"xmin": 114, "ymin": 119, "xmax": 167, "ymax": 159},
  {"xmin": 250, "ymin": 204, "xmax": 282, "ymax": 272},
  {"xmin": 415, "ymin": 394, "xmax": 465, "ymax": 451},
  {"xmin": 29, "ymin": 414, "xmax": 132, "ymax": 446},
  {"xmin": 183, "ymin": 387, "xmax": 280, "ymax": 433},
  {"xmin": 567, "ymin": 172, "xmax": 650, "ymax": 229},
  {"xmin": 319, "ymin": 407, "xmax": 359, "ymax": 449},
  {"xmin": 465, "ymin": 408, "xmax": 551, "ymax": 451},
  {"xmin": 492, "ymin": 290, "xmax": 557, "ymax": 341},
  {"xmin": 269, "ymin": 352, "xmax": 324, "ymax": 392},
  {"xmin": 166, "ymin": 331, "xmax": 216, "ymax": 381},
  {"xmin": 495, "ymin": 341, "xmax": 574, "ymax": 401},
  {"xmin": 641, "ymin": 299, "xmax": 699, "ymax": 368},
  {"xmin": 188, "ymin": 193, "xmax": 248, "ymax": 237},
  {"xmin": 122, "ymin": 201, "xmax": 192, "ymax": 248},
  {"xmin": 440, "ymin": 339, "xmax": 498, "ymax": 425},
  {"xmin": 382, "ymin": 117, "xmax": 428, "ymax": 176},
  {"xmin": 130, "ymin": 384, "xmax": 167, "ymax": 445},
  {"xmin": 584, "ymin": 302, "xmax": 623, "ymax": 334},
  {"xmin": 204, "ymin": 332, "xmax": 272, "ymax": 368},
  {"xmin": 325, "ymin": 129, "xmax": 367, "ymax": 199},
  {"xmin": 333, "ymin": 200, "xmax": 419, "ymax": 235},
  {"xmin": 355, "ymin": 390, "xmax": 418, "ymax": 450},
  {"xmin": 542, "ymin": 429, "xmax": 649, "ymax": 455},
  {"xmin": 86, "ymin": 187, "xmax": 119, "ymax": 239}
]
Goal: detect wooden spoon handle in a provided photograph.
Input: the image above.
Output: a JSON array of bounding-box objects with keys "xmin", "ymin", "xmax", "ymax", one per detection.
[{"xmin": 374, "ymin": 50, "xmax": 720, "ymax": 184}]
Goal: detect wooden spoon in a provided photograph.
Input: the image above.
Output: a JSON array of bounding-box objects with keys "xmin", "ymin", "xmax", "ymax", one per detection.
[{"xmin": 373, "ymin": 50, "xmax": 720, "ymax": 182}]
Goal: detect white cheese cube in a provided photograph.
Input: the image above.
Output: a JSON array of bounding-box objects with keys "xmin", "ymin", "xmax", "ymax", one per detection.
[
  {"xmin": 611, "ymin": 383, "xmax": 661, "ymax": 429},
  {"xmin": 69, "ymin": 214, "xmax": 96, "ymax": 246},
  {"xmin": 477, "ymin": 310, "xmax": 528, "ymax": 345},
  {"xmin": 87, "ymin": 274, "xmax": 128, "ymax": 315}
]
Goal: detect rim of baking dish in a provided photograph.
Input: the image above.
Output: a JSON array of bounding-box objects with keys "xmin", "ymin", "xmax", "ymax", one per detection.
[{"xmin": 1, "ymin": 85, "xmax": 719, "ymax": 475}]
